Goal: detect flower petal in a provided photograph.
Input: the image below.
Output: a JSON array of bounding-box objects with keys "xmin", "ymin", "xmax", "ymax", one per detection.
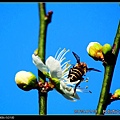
[
  {"xmin": 60, "ymin": 82, "xmax": 75, "ymax": 101},
  {"xmin": 45, "ymin": 56, "xmax": 62, "ymax": 79},
  {"xmin": 64, "ymin": 86, "xmax": 80, "ymax": 100},
  {"xmin": 60, "ymin": 81, "xmax": 80, "ymax": 101},
  {"xmin": 32, "ymin": 54, "xmax": 48, "ymax": 72}
]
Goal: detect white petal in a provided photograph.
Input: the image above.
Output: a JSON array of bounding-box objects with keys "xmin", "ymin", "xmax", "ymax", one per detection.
[
  {"xmin": 60, "ymin": 81, "xmax": 80, "ymax": 100},
  {"xmin": 46, "ymin": 56, "xmax": 62, "ymax": 79},
  {"xmin": 60, "ymin": 81, "xmax": 67, "ymax": 89},
  {"xmin": 64, "ymin": 88, "xmax": 80, "ymax": 100},
  {"xmin": 64, "ymin": 86, "xmax": 74, "ymax": 96},
  {"xmin": 60, "ymin": 82, "xmax": 75, "ymax": 101},
  {"xmin": 32, "ymin": 54, "xmax": 48, "ymax": 72}
]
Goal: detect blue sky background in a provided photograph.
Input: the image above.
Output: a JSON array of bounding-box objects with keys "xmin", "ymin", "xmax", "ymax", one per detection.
[{"xmin": 0, "ymin": 2, "xmax": 120, "ymax": 115}]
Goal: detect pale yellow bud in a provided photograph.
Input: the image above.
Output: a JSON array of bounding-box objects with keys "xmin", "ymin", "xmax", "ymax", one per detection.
[
  {"xmin": 15, "ymin": 71, "xmax": 37, "ymax": 91},
  {"xmin": 87, "ymin": 42, "xmax": 104, "ymax": 61}
]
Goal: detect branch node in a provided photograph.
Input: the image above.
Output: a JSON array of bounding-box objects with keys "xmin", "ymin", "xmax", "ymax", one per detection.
[
  {"xmin": 38, "ymin": 81, "xmax": 54, "ymax": 93},
  {"xmin": 44, "ymin": 10, "xmax": 53, "ymax": 24}
]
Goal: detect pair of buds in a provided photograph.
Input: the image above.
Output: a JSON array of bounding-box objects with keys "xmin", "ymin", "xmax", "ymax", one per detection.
[{"xmin": 87, "ymin": 42, "xmax": 112, "ymax": 64}]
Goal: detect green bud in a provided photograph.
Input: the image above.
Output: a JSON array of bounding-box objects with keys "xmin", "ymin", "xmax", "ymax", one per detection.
[
  {"xmin": 15, "ymin": 71, "xmax": 37, "ymax": 91},
  {"xmin": 102, "ymin": 43, "xmax": 112, "ymax": 55}
]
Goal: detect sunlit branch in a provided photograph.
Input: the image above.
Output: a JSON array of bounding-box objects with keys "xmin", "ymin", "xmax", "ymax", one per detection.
[{"xmin": 96, "ymin": 21, "xmax": 120, "ymax": 115}]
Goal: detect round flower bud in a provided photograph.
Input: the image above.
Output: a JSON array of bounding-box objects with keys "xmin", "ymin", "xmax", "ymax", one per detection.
[
  {"xmin": 87, "ymin": 42, "xmax": 104, "ymax": 61},
  {"xmin": 15, "ymin": 71, "xmax": 37, "ymax": 91},
  {"xmin": 102, "ymin": 43, "xmax": 112, "ymax": 55}
]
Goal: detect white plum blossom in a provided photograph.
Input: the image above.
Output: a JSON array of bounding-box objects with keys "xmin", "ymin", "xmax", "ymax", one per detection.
[{"xmin": 32, "ymin": 48, "xmax": 87, "ymax": 101}]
